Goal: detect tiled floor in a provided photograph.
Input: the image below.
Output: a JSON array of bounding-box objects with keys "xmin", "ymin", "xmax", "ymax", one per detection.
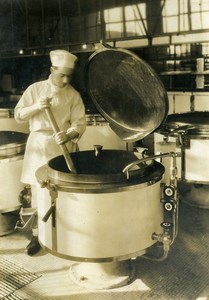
[{"xmin": 0, "ymin": 199, "xmax": 209, "ymax": 300}]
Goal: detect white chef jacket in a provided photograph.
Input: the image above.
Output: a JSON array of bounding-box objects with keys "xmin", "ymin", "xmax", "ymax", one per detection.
[{"xmin": 15, "ymin": 76, "xmax": 86, "ymax": 185}]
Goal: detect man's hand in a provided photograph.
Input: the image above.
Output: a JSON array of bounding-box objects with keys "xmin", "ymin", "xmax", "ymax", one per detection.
[
  {"xmin": 54, "ymin": 131, "xmax": 68, "ymax": 145},
  {"xmin": 37, "ymin": 97, "xmax": 52, "ymax": 110}
]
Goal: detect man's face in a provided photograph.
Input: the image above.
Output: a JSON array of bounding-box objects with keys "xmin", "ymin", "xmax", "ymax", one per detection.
[{"xmin": 51, "ymin": 67, "xmax": 73, "ymax": 88}]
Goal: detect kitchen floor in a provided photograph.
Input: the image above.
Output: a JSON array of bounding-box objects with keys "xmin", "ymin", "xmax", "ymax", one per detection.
[{"xmin": 1, "ymin": 197, "xmax": 209, "ymax": 300}]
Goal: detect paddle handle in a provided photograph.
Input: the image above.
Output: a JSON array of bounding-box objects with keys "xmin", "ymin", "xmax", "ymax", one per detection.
[{"xmin": 44, "ymin": 107, "xmax": 76, "ymax": 173}]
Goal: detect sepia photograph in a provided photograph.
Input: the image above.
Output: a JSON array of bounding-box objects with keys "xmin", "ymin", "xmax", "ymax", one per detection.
[{"xmin": 0, "ymin": 0, "xmax": 209, "ymax": 299}]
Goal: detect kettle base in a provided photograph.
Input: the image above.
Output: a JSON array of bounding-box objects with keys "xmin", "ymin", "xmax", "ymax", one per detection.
[{"xmin": 69, "ymin": 260, "xmax": 135, "ymax": 290}]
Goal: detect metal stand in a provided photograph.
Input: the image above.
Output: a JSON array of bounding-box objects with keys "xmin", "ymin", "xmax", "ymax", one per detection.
[
  {"xmin": 69, "ymin": 260, "xmax": 135, "ymax": 290},
  {"xmin": 0, "ymin": 210, "xmax": 19, "ymax": 236},
  {"xmin": 15, "ymin": 207, "xmax": 37, "ymax": 231}
]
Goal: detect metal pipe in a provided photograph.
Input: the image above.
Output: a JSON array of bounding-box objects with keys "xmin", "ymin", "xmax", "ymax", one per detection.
[
  {"xmin": 123, "ymin": 151, "xmax": 180, "ymax": 256},
  {"xmin": 142, "ymin": 231, "xmax": 171, "ymax": 262},
  {"xmin": 123, "ymin": 152, "xmax": 180, "ymax": 181}
]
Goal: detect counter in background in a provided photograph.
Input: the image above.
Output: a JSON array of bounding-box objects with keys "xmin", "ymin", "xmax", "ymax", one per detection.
[
  {"xmin": 0, "ymin": 98, "xmax": 29, "ymax": 133},
  {"xmin": 168, "ymin": 91, "xmax": 209, "ymax": 114}
]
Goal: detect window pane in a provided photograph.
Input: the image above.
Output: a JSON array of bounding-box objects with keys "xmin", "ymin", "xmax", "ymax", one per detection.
[
  {"xmin": 125, "ymin": 6, "xmax": 137, "ymax": 20},
  {"xmin": 202, "ymin": 11, "xmax": 209, "ymax": 28},
  {"xmin": 202, "ymin": 0, "xmax": 209, "ymax": 10},
  {"xmin": 162, "ymin": 0, "xmax": 179, "ymax": 16},
  {"xmin": 126, "ymin": 21, "xmax": 146, "ymax": 35},
  {"xmin": 163, "ymin": 16, "xmax": 179, "ymax": 32},
  {"xmin": 180, "ymin": 0, "xmax": 188, "ymax": 13},
  {"xmin": 106, "ymin": 23, "xmax": 123, "ymax": 38},
  {"xmin": 104, "ymin": 7, "xmax": 122, "ymax": 22},
  {"xmin": 191, "ymin": 12, "xmax": 202, "ymax": 29},
  {"xmin": 180, "ymin": 14, "xmax": 189, "ymax": 31},
  {"xmin": 125, "ymin": 4, "xmax": 146, "ymax": 20}
]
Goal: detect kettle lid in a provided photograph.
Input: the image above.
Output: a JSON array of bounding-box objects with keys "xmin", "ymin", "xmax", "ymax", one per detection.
[{"xmin": 86, "ymin": 48, "xmax": 168, "ymax": 142}]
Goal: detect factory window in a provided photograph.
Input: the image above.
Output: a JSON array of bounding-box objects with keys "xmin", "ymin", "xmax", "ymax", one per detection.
[
  {"xmin": 190, "ymin": 0, "xmax": 209, "ymax": 30},
  {"xmin": 124, "ymin": 4, "xmax": 147, "ymax": 36},
  {"xmin": 162, "ymin": 0, "xmax": 209, "ymax": 33},
  {"xmin": 104, "ymin": 3, "xmax": 147, "ymax": 39},
  {"xmin": 162, "ymin": 0, "xmax": 189, "ymax": 33},
  {"xmin": 104, "ymin": 7, "xmax": 124, "ymax": 38}
]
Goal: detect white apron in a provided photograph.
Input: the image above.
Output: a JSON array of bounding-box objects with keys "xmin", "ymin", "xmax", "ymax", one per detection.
[{"xmin": 21, "ymin": 131, "xmax": 77, "ymax": 186}]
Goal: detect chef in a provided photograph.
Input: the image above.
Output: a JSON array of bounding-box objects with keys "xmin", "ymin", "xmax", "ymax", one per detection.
[{"xmin": 15, "ymin": 49, "xmax": 86, "ymax": 255}]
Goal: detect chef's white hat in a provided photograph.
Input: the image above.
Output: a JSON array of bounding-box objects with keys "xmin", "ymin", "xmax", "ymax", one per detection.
[{"xmin": 50, "ymin": 50, "xmax": 77, "ymax": 69}]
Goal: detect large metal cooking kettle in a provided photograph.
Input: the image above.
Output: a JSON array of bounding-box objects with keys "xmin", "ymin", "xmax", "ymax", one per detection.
[
  {"xmin": 0, "ymin": 131, "xmax": 28, "ymax": 156},
  {"xmin": 86, "ymin": 48, "xmax": 168, "ymax": 142}
]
